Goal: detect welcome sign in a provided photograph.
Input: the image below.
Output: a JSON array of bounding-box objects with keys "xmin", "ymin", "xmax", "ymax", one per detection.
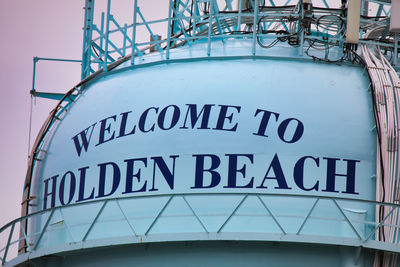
[
  {"xmin": 42, "ymin": 103, "xmax": 361, "ymax": 209},
  {"xmin": 36, "ymin": 60, "xmax": 375, "ymax": 211}
]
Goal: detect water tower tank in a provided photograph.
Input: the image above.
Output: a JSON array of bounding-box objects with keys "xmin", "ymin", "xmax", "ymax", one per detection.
[{"xmin": 2, "ymin": 0, "xmax": 400, "ymax": 266}]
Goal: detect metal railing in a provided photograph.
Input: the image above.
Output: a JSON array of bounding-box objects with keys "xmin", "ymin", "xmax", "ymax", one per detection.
[
  {"xmin": 78, "ymin": 0, "xmax": 394, "ymax": 79},
  {"xmin": 2, "ymin": 192, "xmax": 400, "ymax": 265}
]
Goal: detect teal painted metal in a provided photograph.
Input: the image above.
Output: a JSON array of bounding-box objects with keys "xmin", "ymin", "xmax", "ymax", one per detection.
[
  {"xmin": 30, "ymin": 57, "xmax": 89, "ymax": 101},
  {"xmin": 79, "ymin": 0, "xmax": 395, "ymax": 78},
  {"xmin": 14, "ymin": 51, "xmax": 377, "ymax": 266},
  {"xmin": 103, "ymin": 0, "xmax": 112, "ymax": 72},
  {"xmin": 81, "ymin": 0, "xmax": 95, "ymax": 80},
  {"xmin": 5, "ymin": 0, "xmax": 400, "ymax": 266},
  {"xmin": 4, "ymin": 241, "xmax": 377, "ymax": 267},
  {"xmin": 30, "ymin": 92, "xmax": 77, "ymax": 101},
  {"xmin": 29, "ymin": 0, "xmax": 397, "ymax": 88},
  {"xmin": 2, "ymin": 193, "xmax": 400, "ymax": 265}
]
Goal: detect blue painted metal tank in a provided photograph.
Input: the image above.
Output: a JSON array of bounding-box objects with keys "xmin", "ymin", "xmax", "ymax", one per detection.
[
  {"xmin": 23, "ymin": 41, "xmax": 379, "ymax": 266},
  {"xmin": 2, "ymin": 0, "xmax": 400, "ymax": 266}
]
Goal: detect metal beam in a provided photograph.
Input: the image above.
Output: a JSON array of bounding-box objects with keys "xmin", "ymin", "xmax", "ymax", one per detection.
[
  {"xmin": 82, "ymin": 200, "xmax": 108, "ymax": 241},
  {"xmin": 30, "ymin": 91, "xmax": 78, "ymax": 101},
  {"xmin": 2, "ymin": 223, "xmax": 15, "ymax": 265},
  {"xmin": 217, "ymin": 194, "xmax": 248, "ymax": 233},
  {"xmin": 33, "ymin": 209, "xmax": 55, "ymax": 250},
  {"xmin": 81, "ymin": 0, "xmax": 96, "ymax": 79}
]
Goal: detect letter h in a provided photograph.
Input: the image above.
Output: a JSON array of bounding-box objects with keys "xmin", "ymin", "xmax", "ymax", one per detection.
[{"xmin": 43, "ymin": 175, "xmax": 58, "ymax": 209}]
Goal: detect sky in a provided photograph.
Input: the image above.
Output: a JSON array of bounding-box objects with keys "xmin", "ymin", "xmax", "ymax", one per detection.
[
  {"xmin": 0, "ymin": 1, "xmax": 84, "ymax": 230},
  {"xmin": 0, "ymin": 0, "xmax": 166, "ymax": 242}
]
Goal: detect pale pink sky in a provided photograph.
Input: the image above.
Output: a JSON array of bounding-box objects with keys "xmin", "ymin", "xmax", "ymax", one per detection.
[
  {"xmin": 0, "ymin": 1, "xmax": 83, "ymax": 229},
  {"xmin": 0, "ymin": 0, "xmax": 167, "ymax": 233}
]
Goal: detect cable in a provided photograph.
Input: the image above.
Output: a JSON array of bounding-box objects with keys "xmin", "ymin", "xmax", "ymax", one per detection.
[{"xmin": 362, "ymin": 26, "xmax": 400, "ymax": 267}]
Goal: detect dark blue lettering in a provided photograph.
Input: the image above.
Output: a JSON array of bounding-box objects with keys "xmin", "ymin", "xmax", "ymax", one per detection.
[
  {"xmin": 158, "ymin": 105, "xmax": 180, "ymax": 130},
  {"xmin": 96, "ymin": 115, "xmax": 117, "ymax": 146},
  {"xmin": 294, "ymin": 156, "xmax": 319, "ymax": 191},
  {"xmin": 224, "ymin": 154, "xmax": 254, "ymax": 188},
  {"xmin": 123, "ymin": 158, "xmax": 148, "ymax": 193},
  {"xmin": 213, "ymin": 105, "xmax": 241, "ymax": 131},
  {"xmin": 180, "ymin": 104, "xmax": 214, "ymax": 129},
  {"xmin": 72, "ymin": 123, "xmax": 96, "ymax": 156},
  {"xmin": 43, "ymin": 175, "xmax": 58, "ymax": 209},
  {"xmin": 191, "ymin": 154, "xmax": 221, "ymax": 188},
  {"xmin": 322, "ymin": 158, "xmax": 359, "ymax": 194},
  {"xmin": 96, "ymin": 162, "xmax": 121, "ymax": 198},
  {"xmin": 149, "ymin": 156, "xmax": 178, "ymax": 191},
  {"xmin": 252, "ymin": 109, "xmax": 279, "ymax": 137},
  {"xmin": 77, "ymin": 166, "xmax": 95, "ymax": 202},
  {"xmin": 59, "ymin": 171, "xmax": 76, "ymax": 205},
  {"xmin": 139, "ymin": 107, "xmax": 159, "ymax": 132},
  {"xmin": 277, "ymin": 118, "xmax": 304, "ymax": 143},
  {"xmin": 117, "ymin": 111, "xmax": 136, "ymax": 138},
  {"xmin": 257, "ymin": 154, "xmax": 291, "ymax": 189}
]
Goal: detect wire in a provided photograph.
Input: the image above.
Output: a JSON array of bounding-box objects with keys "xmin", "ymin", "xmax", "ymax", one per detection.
[
  {"xmin": 91, "ymin": 44, "xmax": 104, "ymax": 62},
  {"xmin": 362, "ymin": 26, "xmax": 400, "ymax": 267}
]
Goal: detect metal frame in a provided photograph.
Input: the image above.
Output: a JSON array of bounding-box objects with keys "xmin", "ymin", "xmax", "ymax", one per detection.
[
  {"xmin": 30, "ymin": 0, "xmax": 397, "ymax": 92},
  {"xmin": 75, "ymin": 0, "xmax": 396, "ymax": 79},
  {"xmin": 2, "ymin": 192, "xmax": 400, "ymax": 265}
]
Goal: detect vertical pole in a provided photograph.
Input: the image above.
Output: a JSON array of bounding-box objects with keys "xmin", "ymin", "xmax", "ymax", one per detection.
[
  {"xmin": 207, "ymin": 1, "xmax": 213, "ymax": 57},
  {"xmin": 299, "ymin": 0, "xmax": 304, "ymax": 56},
  {"xmin": 252, "ymin": 0, "xmax": 259, "ymax": 56},
  {"xmin": 81, "ymin": 0, "xmax": 95, "ymax": 79},
  {"xmin": 361, "ymin": 0, "xmax": 369, "ymax": 17},
  {"xmin": 98, "ymin": 12, "xmax": 105, "ymax": 70},
  {"xmin": 394, "ymin": 33, "xmax": 399, "ymax": 66},
  {"xmin": 131, "ymin": 0, "xmax": 139, "ymax": 66},
  {"xmin": 123, "ymin": 24, "xmax": 127, "ymax": 55},
  {"xmin": 100, "ymin": 12, "xmax": 105, "ymax": 49},
  {"xmin": 167, "ymin": 0, "xmax": 173, "ymax": 60},
  {"xmin": 28, "ymin": 57, "xmax": 38, "ymax": 159},
  {"xmin": 192, "ymin": 0, "xmax": 198, "ymax": 40},
  {"xmin": 31, "ymin": 57, "xmax": 38, "ymax": 93},
  {"xmin": 237, "ymin": 0, "xmax": 243, "ymax": 32},
  {"xmin": 103, "ymin": 0, "xmax": 112, "ymax": 72},
  {"xmin": 2, "ymin": 223, "xmax": 15, "ymax": 265}
]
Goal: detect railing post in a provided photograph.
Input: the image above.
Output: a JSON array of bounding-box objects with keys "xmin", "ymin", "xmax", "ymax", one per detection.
[
  {"xmin": 237, "ymin": 0, "xmax": 243, "ymax": 32},
  {"xmin": 217, "ymin": 194, "xmax": 248, "ymax": 233},
  {"xmin": 103, "ymin": 0, "xmax": 112, "ymax": 72},
  {"xmin": 82, "ymin": 200, "xmax": 108, "ymax": 241},
  {"xmin": 33, "ymin": 209, "xmax": 55, "ymax": 250},
  {"xmin": 252, "ymin": 0, "xmax": 259, "ymax": 56},
  {"xmin": 131, "ymin": 0, "xmax": 139, "ymax": 66},
  {"xmin": 100, "ymin": 12, "xmax": 105, "ymax": 50},
  {"xmin": 145, "ymin": 196, "xmax": 174, "ymax": 235},
  {"xmin": 297, "ymin": 197, "xmax": 319, "ymax": 235},
  {"xmin": 394, "ymin": 33, "xmax": 399, "ymax": 66},
  {"xmin": 207, "ymin": 0, "xmax": 213, "ymax": 57},
  {"xmin": 299, "ymin": 0, "xmax": 304, "ymax": 56},
  {"xmin": 81, "ymin": 0, "xmax": 95, "ymax": 79},
  {"xmin": 123, "ymin": 24, "xmax": 127, "ymax": 56},
  {"xmin": 2, "ymin": 223, "xmax": 15, "ymax": 265},
  {"xmin": 31, "ymin": 57, "xmax": 38, "ymax": 93},
  {"xmin": 166, "ymin": 0, "xmax": 173, "ymax": 60}
]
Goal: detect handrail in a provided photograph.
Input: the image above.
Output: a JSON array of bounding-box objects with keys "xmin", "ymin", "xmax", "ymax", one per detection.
[{"xmin": 4, "ymin": 192, "xmax": 400, "ymax": 265}]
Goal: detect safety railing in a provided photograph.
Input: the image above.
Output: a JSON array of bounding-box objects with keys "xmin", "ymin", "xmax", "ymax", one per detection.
[
  {"xmin": 79, "ymin": 0, "xmax": 394, "ymax": 79},
  {"xmin": 2, "ymin": 192, "xmax": 400, "ymax": 265}
]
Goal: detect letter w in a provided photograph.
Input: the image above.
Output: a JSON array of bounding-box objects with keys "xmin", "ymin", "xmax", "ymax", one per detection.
[{"xmin": 72, "ymin": 123, "xmax": 96, "ymax": 156}]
